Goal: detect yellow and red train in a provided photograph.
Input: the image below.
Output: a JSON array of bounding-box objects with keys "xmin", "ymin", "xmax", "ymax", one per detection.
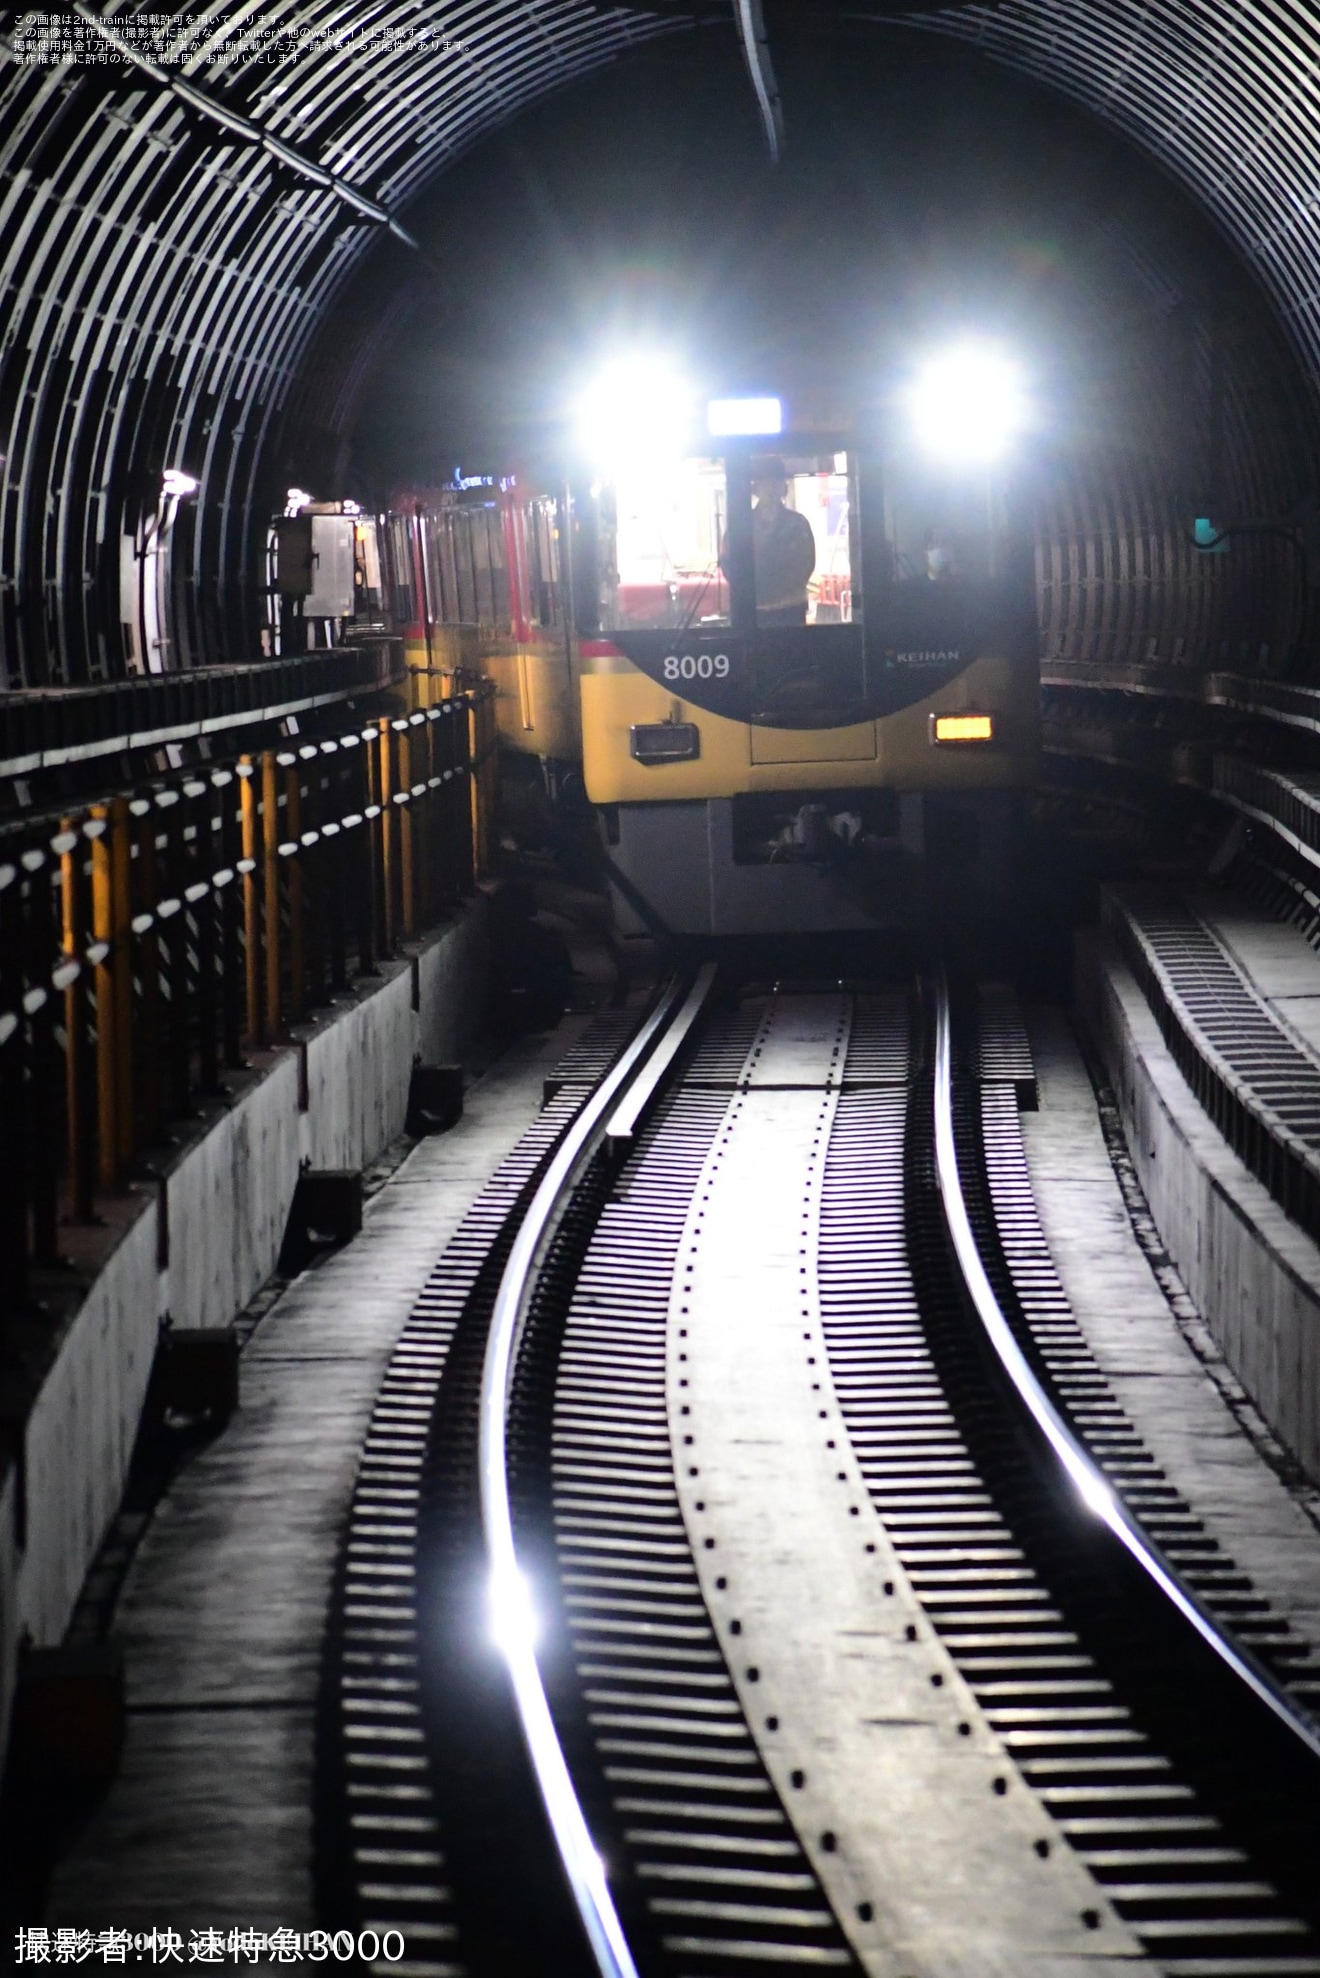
[{"xmin": 332, "ymin": 375, "xmax": 1040, "ymax": 938}]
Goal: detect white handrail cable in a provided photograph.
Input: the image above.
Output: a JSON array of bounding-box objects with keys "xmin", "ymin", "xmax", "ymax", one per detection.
[{"xmin": 479, "ymin": 963, "xmax": 719, "ymax": 1978}]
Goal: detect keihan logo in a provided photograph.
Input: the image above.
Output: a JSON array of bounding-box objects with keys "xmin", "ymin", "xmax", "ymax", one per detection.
[{"xmin": 890, "ymin": 648, "xmax": 962, "ymax": 665}]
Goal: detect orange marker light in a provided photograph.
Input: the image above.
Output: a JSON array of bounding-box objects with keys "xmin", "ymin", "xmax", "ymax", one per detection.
[{"xmin": 931, "ymin": 712, "xmax": 995, "ymax": 744}]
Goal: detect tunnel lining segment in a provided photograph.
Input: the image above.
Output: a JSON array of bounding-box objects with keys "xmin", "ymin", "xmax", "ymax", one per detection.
[
  {"xmin": 68, "ymin": 1, "xmax": 420, "ymax": 248},
  {"xmin": 665, "ymin": 991, "xmax": 1144, "ymax": 1976},
  {"xmin": 7, "ymin": 1, "xmax": 1320, "ymax": 686}
]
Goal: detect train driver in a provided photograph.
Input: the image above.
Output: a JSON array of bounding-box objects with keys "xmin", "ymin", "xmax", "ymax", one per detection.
[{"xmin": 750, "ymin": 459, "xmax": 817, "ymax": 625}]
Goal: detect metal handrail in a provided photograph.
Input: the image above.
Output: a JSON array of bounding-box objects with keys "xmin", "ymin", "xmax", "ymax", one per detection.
[
  {"xmin": 478, "ymin": 965, "xmax": 719, "ymax": 1978},
  {"xmin": 930, "ymin": 971, "xmax": 1320, "ymax": 1762},
  {"xmin": 0, "ymin": 699, "xmax": 479, "ymax": 1309}
]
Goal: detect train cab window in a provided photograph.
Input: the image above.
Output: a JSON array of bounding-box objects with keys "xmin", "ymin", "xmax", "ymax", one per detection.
[
  {"xmin": 601, "ymin": 457, "xmax": 729, "ymax": 631},
  {"xmin": 753, "ymin": 453, "xmax": 854, "ymax": 626},
  {"xmin": 883, "ymin": 457, "xmax": 1008, "ymax": 588},
  {"xmin": 597, "ymin": 449, "xmax": 856, "ymax": 636}
]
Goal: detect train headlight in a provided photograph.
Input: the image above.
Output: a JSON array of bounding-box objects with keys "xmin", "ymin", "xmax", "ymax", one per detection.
[
  {"xmin": 573, "ymin": 354, "xmax": 694, "ymax": 474},
  {"xmin": 905, "ymin": 343, "xmax": 1027, "ymax": 465}
]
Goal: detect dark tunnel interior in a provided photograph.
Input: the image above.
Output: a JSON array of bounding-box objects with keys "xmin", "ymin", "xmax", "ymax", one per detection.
[
  {"xmin": 325, "ymin": 27, "xmax": 1320, "ymax": 689},
  {"xmin": 5, "ymin": 1, "xmax": 1320, "ymax": 704},
  {"xmin": 10, "ymin": 5, "xmax": 1320, "ymax": 1960}
]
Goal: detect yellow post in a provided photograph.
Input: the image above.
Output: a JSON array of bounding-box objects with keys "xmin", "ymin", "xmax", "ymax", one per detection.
[
  {"xmin": 60, "ymin": 821, "xmax": 94, "ymax": 1221},
  {"xmin": 239, "ymin": 760, "xmax": 261, "ymax": 1043},
  {"xmin": 109, "ymin": 798, "xmax": 134, "ymax": 1173},
  {"xmin": 468, "ymin": 684, "xmax": 496, "ymax": 883},
  {"xmin": 467, "ymin": 694, "xmax": 480, "ymax": 882},
  {"xmin": 262, "ymin": 751, "xmax": 282, "ymax": 1037},
  {"xmin": 89, "ymin": 805, "xmax": 121, "ymax": 1188},
  {"xmin": 397, "ymin": 727, "xmax": 415, "ymax": 940},
  {"xmin": 378, "ymin": 719, "xmax": 396, "ymax": 954}
]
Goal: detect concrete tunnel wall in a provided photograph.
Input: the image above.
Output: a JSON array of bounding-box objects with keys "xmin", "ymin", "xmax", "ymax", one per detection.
[{"xmin": 1079, "ymin": 928, "xmax": 1320, "ymax": 1484}]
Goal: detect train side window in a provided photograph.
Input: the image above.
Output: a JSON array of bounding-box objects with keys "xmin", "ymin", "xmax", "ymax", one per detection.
[
  {"xmin": 528, "ymin": 498, "xmax": 560, "ymax": 625},
  {"xmin": 387, "ymin": 513, "xmax": 414, "ymax": 625},
  {"xmin": 454, "ymin": 510, "xmax": 478, "ymax": 623},
  {"xmin": 420, "ymin": 514, "xmax": 445, "ymax": 627},
  {"xmin": 438, "ymin": 509, "xmax": 460, "ymax": 623},
  {"xmin": 487, "ymin": 505, "xmax": 509, "ymax": 630},
  {"xmin": 471, "ymin": 507, "xmax": 495, "ymax": 623}
]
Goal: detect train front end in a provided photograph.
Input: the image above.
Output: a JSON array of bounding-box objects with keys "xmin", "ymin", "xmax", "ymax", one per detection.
[{"xmin": 574, "ymin": 366, "xmax": 1040, "ymax": 938}]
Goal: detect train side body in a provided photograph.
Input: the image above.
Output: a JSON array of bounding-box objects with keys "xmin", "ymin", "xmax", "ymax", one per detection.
[{"xmin": 380, "ymin": 484, "xmax": 579, "ymax": 760}]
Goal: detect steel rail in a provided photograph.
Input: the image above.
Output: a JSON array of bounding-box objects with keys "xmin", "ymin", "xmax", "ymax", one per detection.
[
  {"xmin": 930, "ymin": 969, "xmax": 1320, "ymax": 1764},
  {"xmin": 604, "ymin": 966, "xmax": 715, "ymax": 1149},
  {"xmin": 479, "ymin": 961, "xmax": 719, "ymax": 1978}
]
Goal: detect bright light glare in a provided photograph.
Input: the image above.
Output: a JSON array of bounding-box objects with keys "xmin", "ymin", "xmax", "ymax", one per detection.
[
  {"xmin": 489, "ymin": 1563, "xmax": 539, "ymax": 1657},
  {"xmin": 162, "ymin": 468, "xmax": 198, "ymax": 499},
  {"xmin": 1075, "ymin": 1467, "xmax": 1116, "ymax": 1521},
  {"xmin": 906, "ymin": 343, "xmax": 1027, "ymax": 464},
  {"xmin": 284, "ymin": 487, "xmax": 313, "ymax": 516},
  {"xmin": 707, "ymin": 395, "xmax": 782, "ymax": 438},
  {"xmin": 574, "ymin": 354, "xmax": 694, "ymax": 474}
]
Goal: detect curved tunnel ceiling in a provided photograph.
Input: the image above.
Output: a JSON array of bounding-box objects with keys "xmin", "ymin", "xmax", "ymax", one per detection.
[
  {"xmin": 912, "ymin": 2, "xmax": 1320, "ymax": 386},
  {"xmin": 3, "ymin": 0, "xmax": 1320, "ymax": 688},
  {"xmin": 0, "ymin": 2, "xmax": 682, "ymax": 685}
]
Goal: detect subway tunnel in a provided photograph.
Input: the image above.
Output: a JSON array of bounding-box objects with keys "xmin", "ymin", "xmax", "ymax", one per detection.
[{"xmin": 5, "ymin": 4, "xmax": 1320, "ymax": 1972}]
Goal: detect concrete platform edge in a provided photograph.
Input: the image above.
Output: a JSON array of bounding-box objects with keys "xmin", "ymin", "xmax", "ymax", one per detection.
[
  {"xmin": 1076, "ymin": 923, "xmax": 1320, "ymax": 1483},
  {"xmin": 1, "ymin": 904, "xmax": 488, "ymax": 1776}
]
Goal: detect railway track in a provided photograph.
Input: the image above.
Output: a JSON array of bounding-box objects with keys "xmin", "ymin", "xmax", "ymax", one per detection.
[{"xmin": 324, "ymin": 972, "xmax": 1320, "ymax": 1978}]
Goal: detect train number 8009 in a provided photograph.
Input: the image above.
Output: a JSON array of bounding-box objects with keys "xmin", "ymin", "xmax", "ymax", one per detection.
[{"xmin": 662, "ymin": 653, "xmax": 731, "ymax": 681}]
